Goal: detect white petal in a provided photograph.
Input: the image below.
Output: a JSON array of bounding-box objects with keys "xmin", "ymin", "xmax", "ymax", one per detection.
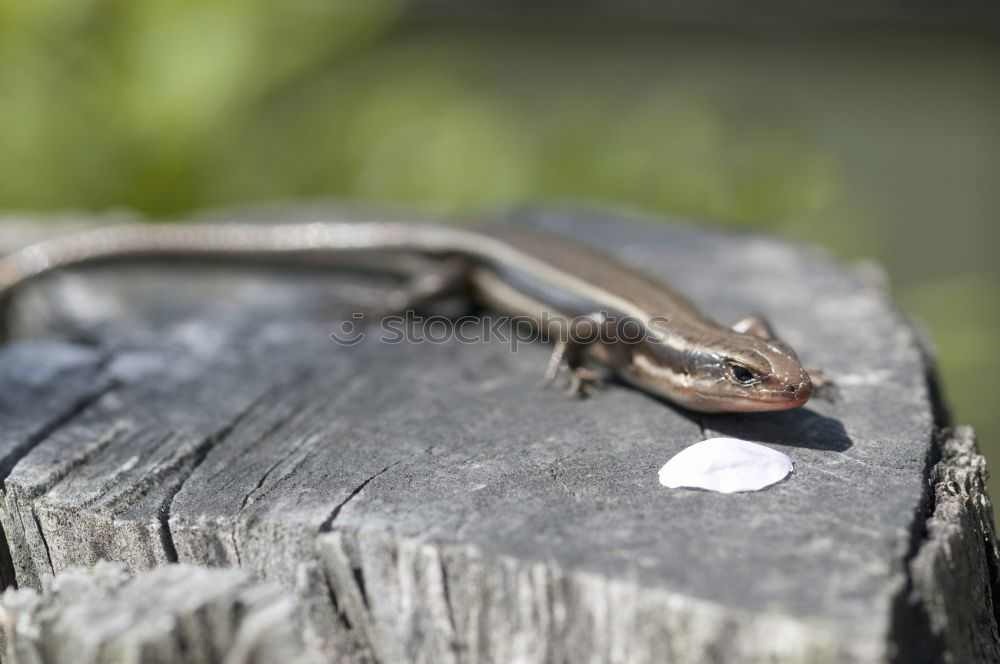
[{"xmin": 658, "ymin": 437, "xmax": 793, "ymax": 493}]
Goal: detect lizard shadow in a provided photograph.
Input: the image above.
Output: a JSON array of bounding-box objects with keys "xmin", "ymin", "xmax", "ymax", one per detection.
[
  {"xmin": 597, "ymin": 367, "xmax": 852, "ymax": 452},
  {"xmin": 691, "ymin": 407, "xmax": 853, "ymax": 452},
  {"xmin": 599, "ymin": 371, "xmax": 853, "ymax": 452}
]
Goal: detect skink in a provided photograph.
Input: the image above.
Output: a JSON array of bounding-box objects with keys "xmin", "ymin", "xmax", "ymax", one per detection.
[{"xmin": 0, "ymin": 222, "xmax": 813, "ymax": 413}]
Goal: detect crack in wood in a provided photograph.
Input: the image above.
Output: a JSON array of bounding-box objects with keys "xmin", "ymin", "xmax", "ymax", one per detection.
[
  {"xmin": 230, "ymin": 438, "xmax": 309, "ymax": 568},
  {"xmin": 322, "ymin": 559, "xmax": 356, "ymax": 633},
  {"xmin": 318, "ymin": 463, "xmax": 398, "ymax": 534},
  {"xmin": 31, "ymin": 510, "xmax": 54, "ymax": 575},
  {"xmin": 0, "ymin": 523, "xmax": 14, "ymax": 588},
  {"xmin": 230, "ymin": 526, "xmax": 242, "ymax": 568},
  {"xmin": 235, "ymin": 416, "xmax": 317, "ymax": 517},
  {"xmin": 313, "ymin": 461, "xmax": 404, "ymax": 643},
  {"xmin": 239, "ymin": 445, "xmax": 298, "ymax": 513},
  {"xmin": 157, "ymin": 387, "xmax": 283, "ymax": 564},
  {"xmin": 0, "ymin": 354, "xmax": 115, "ymax": 588},
  {"xmin": 23, "ymin": 419, "xmax": 134, "ymax": 504},
  {"xmin": 438, "ymin": 552, "xmax": 458, "ymax": 643},
  {"xmin": 351, "ymin": 565, "xmax": 370, "ymax": 613},
  {"xmin": 0, "ymin": 378, "xmax": 116, "ymax": 489}
]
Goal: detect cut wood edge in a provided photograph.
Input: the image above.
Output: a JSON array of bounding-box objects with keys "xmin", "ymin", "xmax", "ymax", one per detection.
[
  {"xmin": 0, "ymin": 561, "xmax": 324, "ymax": 664},
  {"xmin": 893, "ymin": 426, "xmax": 1000, "ymax": 663}
]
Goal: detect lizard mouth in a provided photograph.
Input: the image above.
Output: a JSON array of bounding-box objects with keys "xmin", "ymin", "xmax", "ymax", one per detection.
[
  {"xmin": 705, "ymin": 393, "xmax": 810, "ymax": 413},
  {"xmin": 757, "ymin": 376, "xmax": 813, "ymax": 408},
  {"xmin": 694, "ymin": 376, "xmax": 813, "ymax": 412}
]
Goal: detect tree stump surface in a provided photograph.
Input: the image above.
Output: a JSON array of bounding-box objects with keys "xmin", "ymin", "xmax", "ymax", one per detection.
[{"xmin": 0, "ymin": 207, "xmax": 996, "ymax": 663}]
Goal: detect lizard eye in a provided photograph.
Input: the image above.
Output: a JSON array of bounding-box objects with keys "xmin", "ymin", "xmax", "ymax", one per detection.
[{"xmin": 727, "ymin": 363, "xmax": 760, "ymax": 386}]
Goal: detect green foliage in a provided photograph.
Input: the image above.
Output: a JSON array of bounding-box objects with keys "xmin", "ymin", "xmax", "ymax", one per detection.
[
  {"xmin": 0, "ymin": 0, "xmax": 400, "ymax": 214},
  {"xmin": 0, "ymin": 3, "xmax": 836, "ymax": 225}
]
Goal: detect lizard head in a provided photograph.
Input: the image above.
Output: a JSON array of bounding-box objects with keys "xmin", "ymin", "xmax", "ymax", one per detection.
[
  {"xmin": 703, "ymin": 335, "xmax": 814, "ymax": 412},
  {"xmin": 622, "ymin": 333, "xmax": 813, "ymax": 413}
]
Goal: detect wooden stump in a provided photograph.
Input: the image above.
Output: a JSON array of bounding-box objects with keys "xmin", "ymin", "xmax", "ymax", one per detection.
[
  {"xmin": 0, "ymin": 562, "xmax": 318, "ymax": 664},
  {"xmin": 0, "ymin": 208, "xmax": 996, "ymax": 663}
]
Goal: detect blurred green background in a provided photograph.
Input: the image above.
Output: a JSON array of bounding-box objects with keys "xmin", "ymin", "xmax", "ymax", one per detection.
[{"xmin": 1, "ymin": 3, "xmax": 997, "ymax": 491}]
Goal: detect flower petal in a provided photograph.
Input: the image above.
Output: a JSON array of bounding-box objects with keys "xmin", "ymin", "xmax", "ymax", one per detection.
[{"xmin": 658, "ymin": 437, "xmax": 794, "ymax": 493}]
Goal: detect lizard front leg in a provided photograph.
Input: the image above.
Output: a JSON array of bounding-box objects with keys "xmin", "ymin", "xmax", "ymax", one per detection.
[{"xmin": 544, "ymin": 311, "xmax": 614, "ymax": 398}]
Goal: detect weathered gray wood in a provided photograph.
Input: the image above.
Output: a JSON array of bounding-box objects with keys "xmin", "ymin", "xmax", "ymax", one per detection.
[
  {"xmin": 0, "ymin": 207, "xmax": 995, "ymax": 663},
  {"xmin": 0, "ymin": 562, "xmax": 320, "ymax": 664},
  {"xmin": 905, "ymin": 425, "xmax": 1000, "ymax": 662}
]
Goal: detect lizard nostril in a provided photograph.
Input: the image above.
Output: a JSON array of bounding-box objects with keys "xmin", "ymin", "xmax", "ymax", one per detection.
[{"xmin": 793, "ymin": 380, "xmax": 813, "ymax": 400}]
